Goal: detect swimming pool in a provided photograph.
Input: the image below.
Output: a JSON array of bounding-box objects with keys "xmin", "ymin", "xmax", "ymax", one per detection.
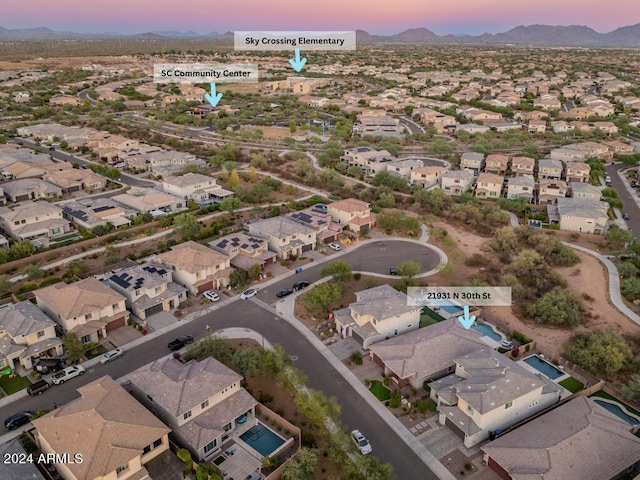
[
  {"xmin": 471, "ymin": 322, "xmax": 502, "ymax": 341},
  {"xmin": 440, "ymin": 305, "xmax": 464, "ymax": 315},
  {"xmin": 593, "ymin": 399, "xmax": 640, "ymax": 426},
  {"xmin": 240, "ymin": 424, "xmax": 285, "ymax": 457},
  {"xmin": 522, "ymin": 355, "xmax": 565, "ymax": 380}
]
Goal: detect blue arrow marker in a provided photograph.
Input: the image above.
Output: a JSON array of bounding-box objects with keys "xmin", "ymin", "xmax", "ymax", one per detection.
[
  {"xmin": 288, "ymin": 48, "xmax": 307, "ymax": 72},
  {"xmin": 204, "ymin": 83, "xmax": 222, "ymax": 107},
  {"xmin": 457, "ymin": 305, "xmax": 476, "ymax": 330}
]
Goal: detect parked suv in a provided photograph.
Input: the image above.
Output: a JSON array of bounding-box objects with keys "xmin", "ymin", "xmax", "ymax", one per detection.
[
  {"xmin": 4, "ymin": 411, "xmax": 33, "ymax": 430},
  {"xmin": 26, "ymin": 379, "xmax": 50, "ymax": 396},
  {"xmin": 168, "ymin": 335, "xmax": 195, "ymax": 350},
  {"xmin": 292, "ymin": 281, "xmax": 310, "ymax": 291}
]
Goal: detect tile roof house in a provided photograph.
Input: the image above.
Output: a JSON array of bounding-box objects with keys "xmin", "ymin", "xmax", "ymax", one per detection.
[
  {"xmin": 441, "ymin": 170, "xmax": 475, "ymax": 196},
  {"xmin": 538, "ymin": 179, "xmax": 568, "ymax": 205},
  {"xmin": 482, "ymin": 396, "xmax": 640, "ymax": 480},
  {"xmin": 565, "ymin": 161, "xmax": 590, "ymax": 183},
  {"xmin": 34, "ymin": 278, "xmax": 129, "ymax": 344},
  {"xmin": 429, "ymin": 348, "xmax": 562, "ymax": 448},
  {"xmin": 106, "ymin": 263, "xmax": 188, "ymax": 321},
  {"xmin": 547, "ymin": 197, "xmax": 609, "ymax": 235},
  {"xmin": 570, "ymin": 182, "xmax": 603, "ymax": 201},
  {"xmin": 0, "ymin": 439, "xmax": 45, "ymax": 480},
  {"xmin": 484, "ymin": 154, "xmax": 510, "ymax": 175},
  {"xmin": 511, "ymin": 156, "xmax": 536, "ymax": 177},
  {"xmin": 61, "ymin": 198, "xmax": 134, "ymax": 230},
  {"xmin": 209, "ymin": 231, "xmax": 277, "ymax": 271},
  {"xmin": 1, "ymin": 178, "xmax": 62, "ymax": 202},
  {"xmin": 334, "ymin": 284, "xmax": 421, "ymax": 349},
  {"xmin": 247, "ymin": 216, "xmax": 317, "ymax": 260},
  {"xmin": 127, "ymin": 357, "xmax": 258, "ymax": 462},
  {"xmin": 506, "ymin": 175, "xmax": 535, "ymax": 202},
  {"xmin": 0, "ymin": 300, "xmax": 63, "ymax": 371},
  {"xmin": 162, "ymin": 173, "xmax": 233, "ymax": 205},
  {"xmin": 42, "ymin": 169, "xmax": 106, "ymax": 193},
  {"xmin": 32, "ymin": 376, "xmax": 171, "ymax": 480},
  {"xmin": 286, "ymin": 205, "xmax": 343, "ymax": 244},
  {"xmin": 410, "ymin": 165, "xmax": 447, "ymax": 189},
  {"xmin": 475, "ymin": 172, "xmax": 504, "ymax": 199},
  {"xmin": 369, "ymin": 319, "xmax": 488, "ymax": 390},
  {"xmin": 537, "ymin": 159, "xmax": 563, "ymax": 180},
  {"xmin": 0, "ymin": 202, "xmax": 71, "ymax": 247},
  {"xmin": 157, "ymin": 241, "xmax": 233, "ymax": 294},
  {"xmin": 460, "ymin": 152, "xmax": 485, "ymax": 176},
  {"xmin": 327, "ymin": 198, "xmax": 376, "ymax": 234},
  {"xmin": 112, "ymin": 187, "xmax": 185, "ymax": 215}
]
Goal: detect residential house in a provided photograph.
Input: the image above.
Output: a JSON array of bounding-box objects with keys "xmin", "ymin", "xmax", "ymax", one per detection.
[
  {"xmin": 334, "ymin": 284, "xmax": 421, "ymax": 349},
  {"xmin": 106, "ymin": 263, "xmax": 188, "ymax": 320},
  {"xmin": 570, "ymin": 182, "xmax": 603, "ymax": 201},
  {"xmin": 34, "ymin": 278, "xmax": 129, "ymax": 344},
  {"xmin": 340, "ymin": 147, "xmax": 395, "ymax": 176},
  {"xmin": 533, "ymin": 95, "xmax": 561, "ymax": 111},
  {"xmin": 410, "ymin": 165, "xmax": 447, "ymax": 189},
  {"xmin": 484, "ymin": 154, "xmax": 510, "ymax": 175},
  {"xmin": 457, "ymin": 124, "xmax": 490, "ymax": 136},
  {"xmin": 0, "ymin": 439, "xmax": 45, "ymax": 480},
  {"xmin": 460, "ymin": 152, "xmax": 485, "ymax": 176},
  {"xmin": 287, "ymin": 204, "xmax": 343, "ymax": 244},
  {"xmin": 548, "ymin": 197, "xmax": 609, "ymax": 235},
  {"xmin": 247, "ymin": 216, "xmax": 317, "ymax": 260},
  {"xmin": 457, "ymin": 107, "xmax": 501, "ymax": 122},
  {"xmin": 0, "ymin": 300, "xmax": 63, "ymax": 371},
  {"xmin": 162, "ymin": 173, "xmax": 233, "ymax": 205},
  {"xmin": 429, "ymin": 348, "xmax": 562, "ymax": 448},
  {"xmin": 604, "ymin": 140, "xmax": 634, "ymax": 157},
  {"xmin": 441, "ymin": 170, "xmax": 475, "ymax": 196},
  {"xmin": 538, "ymin": 179, "xmax": 568, "ymax": 205},
  {"xmin": 1, "ymin": 179, "xmax": 62, "ymax": 202},
  {"xmin": 328, "ymin": 198, "xmax": 376, "ymax": 234},
  {"xmin": 387, "ymin": 158, "xmax": 424, "ymax": 179},
  {"xmin": 474, "ymin": 172, "xmax": 503, "ymax": 199},
  {"xmin": 550, "ymin": 121, "xmax": 575, "ymax": 133},
  {"xmin": 565, "ymin": 161, "xmax": 590, "ymax": 183},
  {"xmin": 528, "ymin": 119, "xmax": 546, "ymax": 134},
  {"xmin": 482, "ymin": 396, "xmax": 640, "ymax": 480},
  {"xmin": 0, "ymin": 202, "xmax": 71, "ymax": 246},
  {"xmin": 32, "ymin": 376, "xmax": 171, "ymax": 480},
  {"xmin": 1, "ymin": 159, "xmax": 73, "ymax": 181},
  {"xmin": 42, "ymin": 169, "xmax": 106, "ymax": 193},
  {"xmin": 506, "ymin": 176, "xmax": 535, "ymax": 202},
  {"xmin": 356, "ymin": 114, "xmax": 405, "ymax": 138},
  {"xmin": 157, "ymin": 241, "xmax": 233, "ymax": 294},
  {"xmin": 537, "ymin": 159, "xmax": 563, "ymax": 180},
  {"xmin": 128, "ymin": 357, "xmax": 258, "ymax": 462},
  {"xmin": 209, "ymin": 231, "xmax": 277, "ymax": 271},
  {"xmin": 112, "ymin": 187, "xmax": 184, "ymax": 215},
  {"xmin": 61, "ymin": 198, "xmax": 134, "ymax": 230},
  {"xmin": 510, "ymin": 156, "xmax": 535, "ymax": 176},
  {"xmin": 369, "ymin": 319, "xmax": 487, "ymax": 390}
]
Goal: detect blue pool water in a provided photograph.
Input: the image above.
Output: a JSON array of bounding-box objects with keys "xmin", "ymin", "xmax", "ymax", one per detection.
[
  {"xmin": 523, "ymin": 355, "xmax": 564, "ymax": 380},
  {"xmin": 240, "ymin": 424, "xmax": 285, "ymax": 456},
  {"xmin": 593, "ymin": 399, "xmax": 640, "ymax": 425},
  {"xmin": 471, "ymin": 323, "xmax": 502, "ymax": 341},
  {"xmin": 440, "ymin": 305, "xmax": 464, "ymax": 315}
]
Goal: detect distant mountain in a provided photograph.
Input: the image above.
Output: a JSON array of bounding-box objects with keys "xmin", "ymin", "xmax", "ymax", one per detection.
[{"xmin": 0, "ymin": 23, "xmax": 639, "ymax": 47}]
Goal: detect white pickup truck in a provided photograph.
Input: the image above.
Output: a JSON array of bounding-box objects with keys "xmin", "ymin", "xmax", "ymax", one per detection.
[{"xmin": 50, "ymin": 366, "xmax": 85, "ymax": 385}]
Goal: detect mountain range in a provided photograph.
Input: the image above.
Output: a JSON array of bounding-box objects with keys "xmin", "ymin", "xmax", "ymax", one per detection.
[{"xmin": 0, "ymin": 24, "xmax": 638, "ymax": 47}]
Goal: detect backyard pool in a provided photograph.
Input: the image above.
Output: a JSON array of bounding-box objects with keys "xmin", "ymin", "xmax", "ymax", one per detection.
[
  {"xmin": 593, "ymin": 399, "xmax": 640, "ymax": 426},
  {"xmin": 440, "ymin": 305, "xmax": 464, "ymax": 315},
  {"xmin": 240, "ymin": 424, "xmax": 285, "ymax": 457},
  {"xmin": 522, "ymin": 355, "xmax": 565, "ymax": 380},
  {"xmin": 471, "ymin": 322, "xmax": 502, "ymax": 341}
]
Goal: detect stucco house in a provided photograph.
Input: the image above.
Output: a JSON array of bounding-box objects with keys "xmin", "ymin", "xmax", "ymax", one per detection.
[
  {"xmin": 565, "ymin": 161, "xmax": 590, "ymax": 183},
  {"xmin": 460, "ymin": 152, "xmax": 485, "ymax": 176},
  {"xmin": 410, "ymin": 165, "xmax": 447, "ymax": 189},
  {"xmin": 0, "ymin": 202, "xmax": 71, "ymax": 247},
  {"xmin": 162, "ymin": 173, "xmax": 233, "ymax": 205},
  {"xmin": 538, "ymin": 179, "xmax": 568, "ymax": 205},
  {"xmin": 209, "ymin": 231, "xmax": 277, "ymax": 271},
  {"xmin": 537, "ymin": 159, "xmax": 563, "ymax": 180},
  {"xmin": 506, "ymin": 175, "xmax": 535, "ymax": 202},
  {"xmin": 484, "ymin": 154, "xmax": 510, "ymax": 175},
  {"xmin": 548, "ymin": 197, "xmax": 609, "ymax": 235},
  {"xmin": 328, "ymin": 198, "xmax": 376, "ymax": 234},
  {"xmin": 474, "ymin": 172, "xmax": 503, "ymax": 199},
  {"xmin": 441, "ymin": 170, "xmax": 475, "ymax": 196},
  {"xmin": 570, "ymin": 182, "xmax": 603, "ymax": 201},
  {"xmin": 247, "ymin": 216, "xmax": 317, "ymax": 260}
]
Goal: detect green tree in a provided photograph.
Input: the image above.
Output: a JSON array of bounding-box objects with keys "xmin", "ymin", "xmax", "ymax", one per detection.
[
  {"xmin": 565, "ymin": 330, "xmax": 633, "ymax": 376},
  {"xmin": 64, "ymin": 260, "xmax": 87, "ymax": 281},
  {"xmin": 413, "ymin": 188, "xmax": 452, "ymax": 213},
  {"xmin": 397, "ymin": 261, "xmax": 421, "ymax": 278},
  {"xmin": 303, "ymin": 282, "xmax": 342, "ymax": 313},
  {"xmin": 229, "ymin": 169, "xmax": 241, "ymax": 188},
  {"xmin": 525, "ymin": 287, "xmax": 584, "ymax": 327},
  {"xmin": 622, "ymin": 373, "xmax": 640, "ymax": 401},
  {"xmin": 281, "ymin": 447, "xmax": 318, "ymax": 480},
  {"xmin": 183, "ymin": 335, "xmax": 230, "ymax": 363},
  {"xmin": 618, "ymin": 262, "xmax": 637, "ymax": 279},
  {"xmin": 229, "ymin": 269, "xmax": 249, "ymax": 288},
  {"xmin": 320, "ymin": 260, "xmax": 353, "ymax": 284},
  {"xmin": 606, "ymin": 225, "xmax": 632, "ymax": 250},
  {"xmin": 491, "ymin": 227, "xmax": 518, "ymax": 254},
  {"xmin": 248, "ymin": 166, "xmax": 257, "ymax": 183},
  {"xmin": 62, "ymin": 333, "xmax": 86, "ymax": 363},
  {"xmin": 219, "ymin": 197, "xmax": 243, "ymax": 213},
  {"xmin": 0, "ymin": 275, "xmax": 12, "ymax": 297},
  {"xmin": 289, "ymin": 120, "xmax": 297, "ymax": 134},
  {"xmin": 23, "ymin": 263, "xmax": 46, "ymax": 280},
  {"xmin": 173, "ymin": 213, "xmax": 199, "ymax": 240},
  {"xmin": 376, "ymin": 210, "xmax": 404, "ymax": 235}
]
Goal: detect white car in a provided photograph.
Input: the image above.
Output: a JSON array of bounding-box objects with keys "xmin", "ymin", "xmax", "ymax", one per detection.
[
  {"xmin": 241, "ymin": 288, "xmax": 257, "ymax": 300},
  {"xmin": 100, "ymin": 348, "xmax": 124, "ymax": 364},
  {"xmin": 203, "ymin": 290, "xmax": 220, "ymax": 302},
  {"xmin": 328, "ymin": 242, "xmax": 342, "ymax": 251},
  {"xmin": 351, "ymin": 429, "xmax": 372, "ymax": 455}
]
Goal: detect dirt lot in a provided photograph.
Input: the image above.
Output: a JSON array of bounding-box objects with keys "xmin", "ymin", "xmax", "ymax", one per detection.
[{"xmin": 239, "ymin": 125, "xmax": 292, "ymax": 140}]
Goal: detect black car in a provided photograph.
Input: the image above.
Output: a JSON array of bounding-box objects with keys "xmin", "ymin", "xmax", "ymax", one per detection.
[
  {"xmin": 4, "ymin": 411, "xmax": 33, "ymax": 430},
  {"xmin": 292, "ymin": 281, "xmax": 310, "ymax": 291},
  {"xmin": 168, "ymin": 335, "xmax": 195, "ymax": 350},
  {"xmin": 390, "ymin": 267, "xmax": 398, "ymax": 275},
  {"xmin": 276, "ymin": 289, "xmax": 293, "ymax": 298},
  {"xmin": 623, "ymin": 213, "xmax": 631, "ymax": 221}
]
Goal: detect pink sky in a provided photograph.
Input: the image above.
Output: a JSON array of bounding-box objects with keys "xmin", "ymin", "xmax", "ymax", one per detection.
[{"xmin": 2, "ymin": 0, "xmax": 638, "ymax": 34}]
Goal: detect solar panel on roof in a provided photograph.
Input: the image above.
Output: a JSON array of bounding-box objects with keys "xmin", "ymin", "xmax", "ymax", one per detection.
[
  {"xmin": 93, "ymin": 206, "xmax": 112, "ymax": 213},
  {"xmin": 218, "ymin": 240, "xmax": 228, "ymax": 248},
  {"xmin": 110, "ymin": 275, "xmax": 130, "ymax": 289},
  {"xmin": 240, "ymin": 243, "xmax": 249, "ymax": 249}
]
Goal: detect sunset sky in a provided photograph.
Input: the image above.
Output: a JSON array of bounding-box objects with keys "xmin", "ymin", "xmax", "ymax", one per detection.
[{"xmin": 2, "ymin": 0, "xmax": 638, "ymax": 35}]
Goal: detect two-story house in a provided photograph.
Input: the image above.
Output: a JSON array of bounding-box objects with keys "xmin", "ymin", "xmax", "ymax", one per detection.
[
  {"xmin": 506, "ymin": 175, "xmax": 535, "ymax": 202},
  {"xmin": 0, "ymin": 300, "xmax": 63, "ymax": 371},
  {"xmin": 538, "ymin": 179, "xmax": 568, "ymax": 205},
  {"xmin": 410, "ymin": 165, "xmax": 447, "ymax": 189},
  {"xmin": 537, "ymin": 159, "xmax": 563, "ymax": 180},
  {"xmin": 510, "ymin": 156, "xmax": 536, "ymax": 177},
  {"xmin": 429, "ymin": 348, "xmax": 562, "ymax": 448},
  {"xmin": 551, "ymin": 197, "xmax": 609, "ymax": 235},
  {"xmin": 162, "ymin": 173, "xmax": 233, "ymax": 206},
  {"xmin": 334, "ymin": 284, "xmax": 421, "ymax": 349},
  {"xmin": 157, "ymin": 241, "xmax": 233, "ymax": 294},
  {"xmin": 441, "ymin": 170, "xmax": 475, "ymax": 196},
  {"xmin": 474, "ymin": 172, "xmax": 504, "ymax": 199},
  {"xmin": 484, "ymin": 154, "xmax": 510, "ymax": 175},
  {"xmin": 565, "ymin": 161, "xmax": 590, "ymax": 183},
  {"xmin": 570, "ymin": 182, "xmax": 603, "ymax": 201},
  {"xmin": 106, "ymin": 263, "xmax": 188, "ymax": 320},
  {"xmin": 328, "ymin": 198, "xmax": 376, "ymax": 234},
  {"xmin": 287, "ymin": 205, "xmax": 343, "ymax": 244},
  {"xmin": 34, "ymin": 278, "xmax": 129, "ymax": 344},
  {"xmin": 247, "ymin": 216, "xmax": 317, "ymax": 260},
  {"xmin": 32, "ymin": 376, "xmax": 171, "ymax": 480},
  {"xmin": 127, "ymin": 357, "xmax": 258, "ymax": 462},
  {"xmin": 0, "ymin": 202, "xmax": 72, "ymax": 247},
  {"xmin": 460, "ymin": 152, "xmax": 485, "ymax": 176},
  {"xmin": 209, "ymin": 231, "xmax": 277, "ymax": 271}
]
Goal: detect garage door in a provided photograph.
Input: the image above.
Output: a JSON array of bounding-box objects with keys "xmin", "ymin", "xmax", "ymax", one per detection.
[
  {"xmin": 197, "ymin": 281, "xmax": 213, "ymax": 294},
  {"xmin": 445, "ymin": 417, "xmax": 466, "ymax": 441},
  {"xmin": 302, "ymin": 244, "xmax": 313, "ymax": 252},
  {"xmin": 106, "ymin": 315, "xmax": 126, "ymax": 332},
  {"xmin": 68, "ymin": 186, "xmax": 81, "ymax": 192},
  {"xmin": 144, "ymin": 303, "xmax": 165, "ymax": 318}
]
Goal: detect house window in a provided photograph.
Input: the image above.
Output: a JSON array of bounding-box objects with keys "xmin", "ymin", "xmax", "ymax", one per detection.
[
  {"xmin": 154, "ymin": 286, "xmax": 162, "ymax": 294},
  {"xmin": 134, "ymin": 289, "xmax": 141, "ymax": 296},
  {"xmin": 85, "ymin": 313, "xmax": 92, "ymax": 321},
  {"xmin": 143, "ymin": 445, "xmax": 151, "ymax": 455},
  {"xmin": 81, "ymin": 335, "xmax": 91, "ymax": 344},
  {"xmin": 201, "ymin": 400, "xmax": 209, "ymax": 409},
  {"xmin": 51, "ymin": 227, "xmax": 61, "ymax": 235},
  {"xmin": 37, "ymin": 330, "xmax": 45, "ymax": 338},
  {"xmin": 112, "ymin": 303, "xmax": 120, "ymax": 311},
  {"xmin": 183, "ymin": 410, "xmax": 192, "ymax": 420},
  {"xmin": 505, "ymin": 400, "xmax": 513, "ymax": 409},
  {"xmin": 153, "ymin": 438, "xmax": 162, "ymax": 448},
  {"xmin": 466, "ymin": 404, "xmax": 474, "ymax": 415},
  {"xmin": 116, "ymin": 463, "xmax": 129, "ymax": 476},
  {"xmin": 204, "ymin": 439, "xmax": 217, "ymax": 454},
  {"xmin": 223, "ymin": 422, "xmax": 232, "ymax": 432}
]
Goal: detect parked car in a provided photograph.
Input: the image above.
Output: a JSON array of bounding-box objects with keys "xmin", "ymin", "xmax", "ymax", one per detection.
[
  {"xmin": 51, "ymin": 366, "xmax": 85, "ymax": 385},
  {"xmin": 500, "ymin": 339, "xmax": 514, "ymax": 350},
  {"xmin": 276, "ymin": 289, "xmax": 293, "ymax": 298},
  {"xmin": 351, "ymin": 429, "xmax": 372, "ymax": 455},
  {"xmin": 241, "ymin": 288, "xmax": 258, "ymax": 300},
  {"xmin": 4, "ymin": 411, "xmax": 33, "ymax": 430},
  {"xmin": 26, "ymin": 379, "xmax": 50, "ymax": 396},
  {"xmin": 100, "ymin": 348, "xmax": 124, "ymax": 364},
  {"xmin": 623, "ymin": 213, "xmax": 631, "ymax": 220},
  {"xmin": 631, "ymin": 181, "xmax": 640, "ymax": 188},
  {"xmin": 168, "ymin": 335, "xmax": 195, "ymax": 351},
  {"xmin": 292, "ymin": 281, "xmax": 310, "ymax": 291},
  {"xmin": 389, "ymin": 267, "xmax": 398, "ymax": 275},
  {"xmin": 33, "ymin": 357, "xmax": 64, "ymax": 374},
  {"xmin": 203, "ymin": 290, "xmax": 220, "ymax": 302},
  {"xmin": 328, "ymin": 242, "xmax": 342, "ymax": 251}
]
